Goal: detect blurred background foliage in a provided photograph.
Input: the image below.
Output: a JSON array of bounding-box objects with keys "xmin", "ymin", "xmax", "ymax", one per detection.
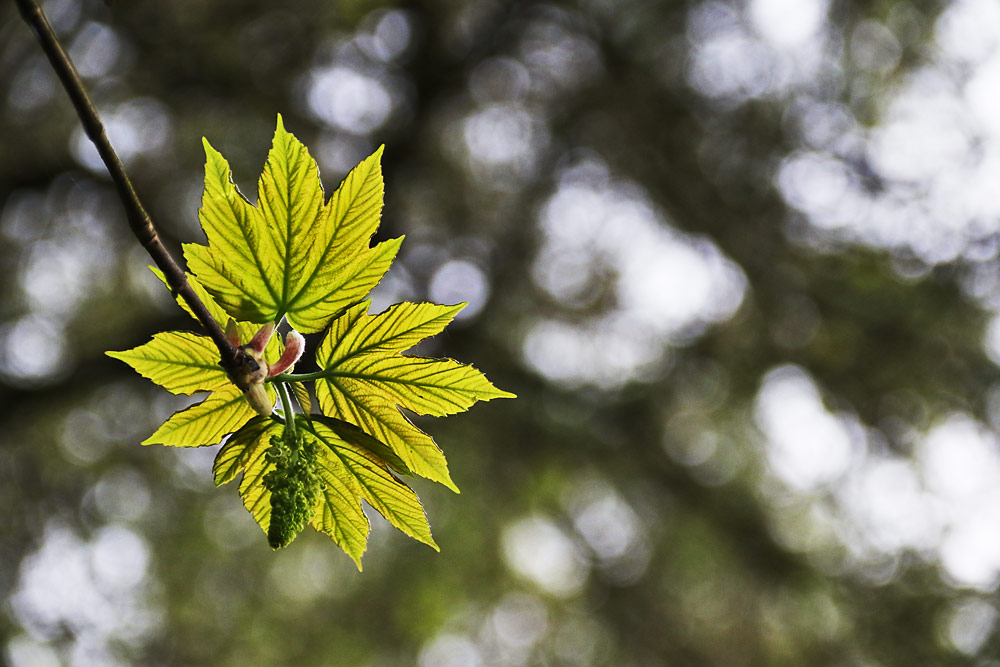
[{"xmin": 2, "ymin": 0, "xmax": 1000, "ymax": 664}]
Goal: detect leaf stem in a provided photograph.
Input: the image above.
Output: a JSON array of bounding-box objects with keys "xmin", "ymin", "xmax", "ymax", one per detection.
[
  {"xmin": 270, "ymin": 368, "xmax": 383, "ymax": 383},
  {"xmin": 14, "ymin": 0, "xmax": 240, "ymax": 369},
  {"xmin": 276, "ymin": 381, "xmax": 297, "ymax": 439},
  {"xmin": 270, "ymin": 370, "xmax": 332, "ymax": 383}
]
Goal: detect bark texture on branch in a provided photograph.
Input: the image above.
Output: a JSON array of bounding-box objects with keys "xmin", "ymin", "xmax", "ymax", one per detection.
[{"xmin": 14, "ymin": 0, "xmax": 242, "ymax": 372}]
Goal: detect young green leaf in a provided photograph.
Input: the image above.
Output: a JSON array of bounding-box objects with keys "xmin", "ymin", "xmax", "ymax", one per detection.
[
  {"xmin": 107, "ymin": 277, "xmax": 283, "ymax": 447},
  {"xmin": 214, "ymin": 416, "xmax": 275, "ymax": 486},
  {"xmin": 143, "ymin": 384, "xmax": 259, "ymax": 447},
  {"xmin": 308, "ymin": 418, "xmax": 436, "ymax": 568},
  {"xmin": 214, "ymin": 415, "xmax": 436, "ymax": 567},
  {"xmin": 311, "ymin": 415, "xmax": 413, "ymax": 477},
  {"xmin": 228, "ymin": 420, "xmax": 281, "ymax": 532},
  {"xmin": 289, "ymin": 381, "xmax": 312, "ymax": 414},
  {"xmin": 110, "ymin": 117, "xmax": 515, "ymax": 564},
  {"xmin": 107, "ymin": 331, "xmax": 229, "ymax": 396},
  {"xmin": 314, "ymin": 301, "xmax": 515, "ymax": 492},
  {"xmin": 183, "ymin": 115, "xmax": 401, "ymax": 332}
]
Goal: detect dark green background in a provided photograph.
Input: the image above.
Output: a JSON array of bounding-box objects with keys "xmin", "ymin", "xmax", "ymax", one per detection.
[{"xmin": 1, "ymin": 0, "xmax": 998, "ymax": 664}]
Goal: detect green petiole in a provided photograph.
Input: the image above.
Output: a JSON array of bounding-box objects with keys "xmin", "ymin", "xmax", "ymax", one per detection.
[{"xmin": 275, "ymin": 381, "xmax": 296, "ymax": 439}]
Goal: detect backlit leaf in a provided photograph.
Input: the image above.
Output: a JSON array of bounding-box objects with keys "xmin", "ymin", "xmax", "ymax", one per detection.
[
  {"xmin": 308, "ymin": 419, "xmax": 437, "ymax": 568},
  {"xmin": 213, "ymin": 416, "xmax": 274, "ymax": 486},
  {"xmin": 143, "ymin": 383, "xmax": 262, "ymax": 447},
  {"xmin": 109, "ymin": 118, "xmax": 515, "ymax": 562},
  {"xmin": 238, "ymin": 429, "xmax": 278, "ymax": 533},
  {"xmin": 311, "ymin": 415, "xmax": 412, "ymax": 476},
  {"xmin": 213, "ymin": 417, "xmax": 285, "ymax": 536},
  {"xmin": 315, "ymin": 301, "xmax": 515, "ymax": 492},
  {"xmin": 183, "ymin": 115, "xmax": 400, "ymax": 332},
  {"xmin": 107, "ymin": 331, "xmax": 228, "ymax": 395}
]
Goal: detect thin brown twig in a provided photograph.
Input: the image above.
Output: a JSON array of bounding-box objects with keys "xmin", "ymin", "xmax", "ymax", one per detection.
[{"xmin": 14, "ymin": 0, "xmax": 246, "ymax": 374}]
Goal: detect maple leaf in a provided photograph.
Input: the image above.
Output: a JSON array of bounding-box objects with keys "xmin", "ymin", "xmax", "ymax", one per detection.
[
  {"xmin": 107, "ymin": 116, "xmax": 515, "ymax": 563},
  {"xmin": 213, "ymin": 414, "xmax": 435, "ymax": 567},
  {"xmin": 106, "ymin": 273, "xmax": 286, "ymax": 447},
  {"xmin": 311, "ymin": 300, "xmax": 516, "ymax": 492},
  {"xmin": 183, "ymin": 114, "xmax": 400, "ymax": 333}
]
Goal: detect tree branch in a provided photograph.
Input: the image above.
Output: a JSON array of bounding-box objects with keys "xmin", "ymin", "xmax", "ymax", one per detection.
[{"xmin": 15, "ymin": 0, "xmax": 245, "ymax": 374}]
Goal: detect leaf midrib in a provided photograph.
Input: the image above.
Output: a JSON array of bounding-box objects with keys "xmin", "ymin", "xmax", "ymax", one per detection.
[
  {"xmin": 320, "ymin": 367, "xmax": 475, "ymax": 407},
  {"xmin": 312, "ymin": 425, "xmax": 425, "ymax": 528},
  {"xmin": 214, "ymin": 165, "xmax": 280, "ymax": 307},
  {"xmin": 284, "ymin": 156, "xmax": 380, "ymax": 315},
  {"xmin": 321, "ymin": 311, "xmax": 457, "ymax": 368}
]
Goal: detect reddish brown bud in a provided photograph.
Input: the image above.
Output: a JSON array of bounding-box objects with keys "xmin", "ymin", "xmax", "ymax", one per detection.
[
  {"xmin": 248, "ymin": 322, "xmax": 276, "ymax": 357},
  {"xmin": 269, "ymin": 331, "xmax": 305, "ymax": 377},
  {"xmin": 225, "ymin": 322, "xmax": 280, "ymax": 415},
  {"xmin": 225, "ymin": 318, "xmax": 240, "ymax": 347}
]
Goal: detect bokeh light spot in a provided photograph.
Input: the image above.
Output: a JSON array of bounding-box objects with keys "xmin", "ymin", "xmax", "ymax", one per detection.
[
  {"xmin": 428, "ymin": 260, "xmax": 489, "ymax": 320},
  {"xmin": 502, "ymin": 516, "xmax": 588, "ymax": 597}
]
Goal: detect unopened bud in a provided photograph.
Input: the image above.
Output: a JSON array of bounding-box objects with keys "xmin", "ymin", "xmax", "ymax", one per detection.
[
  {"xmin": 226, "ymin": 322, "xmax": 284, "ymax": 415},
  {"xmin": 248, "ymin": 322, "xmax": 276, "ymax": 356},
  {"xmin": 225, "ymin": 318, "xmax": 240, "ymax": 347},
  {"xmin": 244, "ymin": 383, "xmax": 274, "ymax": 416},
  {"xmin": 269, "ymin": 331, "xmax": 305, "ymax": 377}
]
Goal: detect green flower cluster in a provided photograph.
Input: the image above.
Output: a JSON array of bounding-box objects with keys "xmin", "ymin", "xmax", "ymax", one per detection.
[{"xmin": 263, "ymin": 430, "xmax": 324, "ymax": 549}]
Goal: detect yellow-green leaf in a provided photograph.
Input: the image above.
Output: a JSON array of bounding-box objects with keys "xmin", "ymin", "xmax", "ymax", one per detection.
[
  {"xmin": 319, "ymin": 301, "xmax": 464, "ymax": 364},
  {"xmin": 311, "ymin": 415, "xmax": 412, "ymax": 476},
  {"xmin": 212, "ymin": 417, "xmax": 287, "ymax": 537},
  {"xmin": 143, "ymin": 383, "xmax": 261, "ymax": 447},
  {"xmin": 238, "ymin": 430, "xmax": 278, "ymax": 534},
  {"xmin": 184, "ymin": 136, "xmax": 276, "ymax": 323},
  {"xmin": 183, "ymin": 115, "xmax": 399, "ymax": 331},
  {"xmin": 289, "ymin": 381, "xmax": 312, "ymax": 414},
  {"xmin": 316, "ymin": 377, "xmax": 457, "ymax": 491},
  {"xmin": 334, "ymin": 354, "xmax": 515, "ymax": 416},
  {"xmin": 107, "ymin": 331, "xmax": 228, "ymax": 395},
  {"xmin": 308, "ymin": 447, "xmax": 370, "ymax": 569},
  {"xmin": 315, "ymin": 301, "xmax": 516, "ymax": 492},
  {"xmin": 213, "ymin": 416, "xmax": 274, "ymax": 486},
  {"xmin": 309, "ymin": 419, "xmax": 437, "ymax": 567},
  {"xmin": 257, "ymin": 116, "xmax": 326, "ymax": 307},
  {"xmin": 285, "ymin": 237, "xmax": 401, "ymax": 333}
]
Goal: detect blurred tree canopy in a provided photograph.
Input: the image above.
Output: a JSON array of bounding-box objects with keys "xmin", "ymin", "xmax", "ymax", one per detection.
[{"xmin": 3, "ymin": 0, "xmax": 1000, "ymax": 664}]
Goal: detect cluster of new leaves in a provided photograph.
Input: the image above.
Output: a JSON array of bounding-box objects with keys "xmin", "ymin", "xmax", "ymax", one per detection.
[{"xmin": 108, "ymin": 116, "xmax": 513, "ymax": 566}]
